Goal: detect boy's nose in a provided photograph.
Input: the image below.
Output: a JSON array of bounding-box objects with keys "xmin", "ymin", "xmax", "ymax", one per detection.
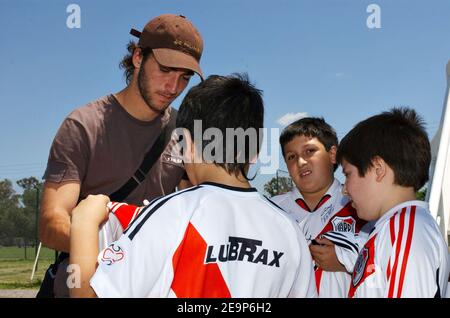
[
  {"xmin": 298, "ymin": 156, "xmax": 307, "ymax": 166},
  {"xmin": 342, "ymin": 184, "xmax": 349, "ymax": 196}
]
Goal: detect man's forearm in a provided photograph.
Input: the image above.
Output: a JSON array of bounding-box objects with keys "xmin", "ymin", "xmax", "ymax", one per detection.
[
  {"xmin": 39, "ymin": 214, "xmax": 71, "ymax": 252},
  {"xmin": 39, "ymin": 180, "xmax": 81, "ymax": 253}
]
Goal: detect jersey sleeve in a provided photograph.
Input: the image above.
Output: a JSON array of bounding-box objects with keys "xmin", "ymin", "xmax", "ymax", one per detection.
[
  {"xmin": 90, "ymin": 196, "xmax": 184, "ymax": 297},
  {"xmin": 384, "ymin": 209, "xmax": 447, "ymax": 298},
  {"xmin": 98, "ymin": 202, "xmax": 144, "ymax": 251},
  {"xmin": 323, "ymin": 222, "xmax": 374, "ymax": 273},
  {"xmin": 43, "ymin": 117, "xmax": 89, "ymax": 183}
]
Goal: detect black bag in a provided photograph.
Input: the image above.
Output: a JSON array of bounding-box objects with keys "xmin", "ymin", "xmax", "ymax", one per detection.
[{"xmin": 36, "ymin": 252, "xmax": 68, "ymax": 298}]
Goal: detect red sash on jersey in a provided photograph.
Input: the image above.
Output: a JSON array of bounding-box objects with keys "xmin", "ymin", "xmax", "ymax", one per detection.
[{"xmin": 108, "ymin": 202, "xmax": 143, "ymax": 230}]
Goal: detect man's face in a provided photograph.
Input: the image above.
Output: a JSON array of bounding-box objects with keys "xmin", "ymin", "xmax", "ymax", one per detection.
[
  {"xmin": 341, "ymin": 159, "xmax": 380, "ymax": 221},
  {"xmin": 137, "ymin": 54, "xmax": 193, "ymax": 113},
  {"xmin": 284, "ymin": 135, "xmax": 336, "ymax": 197}
]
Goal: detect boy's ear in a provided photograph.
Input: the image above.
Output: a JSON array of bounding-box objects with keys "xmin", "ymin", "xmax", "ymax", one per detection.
[
  {"xmin": 371, "ymin": 156, "xmax": 387, "ymax": 182},
  {"xmin": 328, "ymin": 145, "xmax": 337, "ymax": 165},
  {"xmin": 180, "ymin": 128, "xmax": 195, "ymax": 164}
]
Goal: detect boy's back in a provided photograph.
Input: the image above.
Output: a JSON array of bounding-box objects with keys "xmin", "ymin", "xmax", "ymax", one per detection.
[{"xmin": 91, "ymin": 182, "xmax": 317, "ymax": 297}]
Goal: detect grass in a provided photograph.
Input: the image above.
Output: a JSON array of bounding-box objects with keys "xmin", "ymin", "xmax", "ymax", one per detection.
[
  {"xmin": 0, "ymin": 246, "xmax": 56, "ymax": 289},
  {"xmin": 0, "ymin": 246, "xmax": 56, "ymax": 260}
]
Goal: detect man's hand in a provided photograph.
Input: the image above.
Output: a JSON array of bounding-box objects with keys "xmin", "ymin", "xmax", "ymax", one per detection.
[{"xmin": 309, "ymin": 237, "xmax": 347, "ymax": 272}]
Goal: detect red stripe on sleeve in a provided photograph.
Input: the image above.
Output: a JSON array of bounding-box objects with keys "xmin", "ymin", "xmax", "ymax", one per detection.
[
  {"xmin": 389, "ymin": 213, "xmax": 396, "ymax": 245},
  {"xmin": 386, "ymin": 214, "xmax": 397, "ymax": 280},
  {"xmin": 387, "ymin": 208, "xmax": 406, "ymax": 298},
  {"xmin": 396, "ymin": 206, "xmax": 416, "ymax": 297}
]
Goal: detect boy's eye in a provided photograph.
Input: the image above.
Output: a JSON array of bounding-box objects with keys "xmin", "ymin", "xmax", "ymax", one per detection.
[
  {"xmin": 305, "ymin": 148, "xmax": 316, "ymax": 156},
  {"xmin": 286, "ymin": 154, "xmax": 295, "ymax": 161}
]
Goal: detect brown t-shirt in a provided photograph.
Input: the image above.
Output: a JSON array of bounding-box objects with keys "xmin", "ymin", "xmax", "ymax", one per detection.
[{"xmin": 43, "ymin": 94, "xmax": 185, "ymax": 205}]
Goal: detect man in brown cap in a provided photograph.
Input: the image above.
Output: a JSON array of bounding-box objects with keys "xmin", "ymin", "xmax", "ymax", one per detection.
[{"xmin": 38, "ymin": 14, "xmax": 204, "ymax": 298}]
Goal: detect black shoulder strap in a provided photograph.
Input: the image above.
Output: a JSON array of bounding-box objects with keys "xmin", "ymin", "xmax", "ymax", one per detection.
[{"xmin": 109, "ymin": 127, "xmax": 168, "ymax": 202}]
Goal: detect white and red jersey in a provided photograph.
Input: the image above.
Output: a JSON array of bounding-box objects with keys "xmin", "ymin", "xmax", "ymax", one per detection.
[
  {"xmin": 272, "ymin": 179, "xmax": 367, "ymax": 297},
  {"xmin": 349, "ymin": 200, "xmax": 449, "ymax": 298},
  {"xmin": 98, "ymin": 202, "xmax": 144, "ymax": 251},
  {"xmin": 91, "ymin": 182, "xmax": 317, "ymax": 298}
]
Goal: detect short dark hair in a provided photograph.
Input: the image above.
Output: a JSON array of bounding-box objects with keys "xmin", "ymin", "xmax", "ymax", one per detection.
[
  {"xmin": 280, "ymin": 117, "xmax": 339, "ymax": 171},
  {"xmin": 176, "ymin": 73, "xmax": 264, "ymax": 180},
  {"xmin": 336, "ymin": 107, "xmax": 431, "ymax": 191},
  {"xmin": 119, "ymin": 41, "xmax": 153, "ymax": 85}
]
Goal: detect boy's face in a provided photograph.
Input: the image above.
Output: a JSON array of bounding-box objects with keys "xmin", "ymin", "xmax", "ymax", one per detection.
[
  {"xmin": 341, "ymin": 159, "xmax": 380, "ymax": 221},
  {"xmin": 284, "ymin": 135, "xmax": 336, "ymax": 197}
]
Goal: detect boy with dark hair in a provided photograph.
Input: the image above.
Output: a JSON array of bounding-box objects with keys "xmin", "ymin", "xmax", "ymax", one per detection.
[
  {"xmin": 272, "ymin": 117, "xmax": 368, "ymax": 297},
  {"xmin": 69, "ymin": 74, "xmax": 317, "ymax": 298},
  {"xmin": 338, "ymin": 107, "xmax": 449, "ymax": 297}
]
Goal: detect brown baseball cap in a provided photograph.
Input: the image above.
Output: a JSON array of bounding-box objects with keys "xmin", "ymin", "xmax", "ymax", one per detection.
[{"xmin": 130, "ymin": 14, "xmax": 204, "ymax": 79}]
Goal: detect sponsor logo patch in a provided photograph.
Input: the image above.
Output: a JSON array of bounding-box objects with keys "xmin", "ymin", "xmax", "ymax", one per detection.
[
  {"xmin": 101, "ymin": 243, "xmax": 124, "ymax": 266},
  {"xmin": 204, "ymin": 236, "xmax": 284, "ymax": 267}
]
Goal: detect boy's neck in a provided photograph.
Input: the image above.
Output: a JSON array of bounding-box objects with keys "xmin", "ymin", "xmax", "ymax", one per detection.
[
  {"xmin": 193, "ymin": 164, "xmax": 252, "ymax": 189},
  {"xmin": 377, "ymin": 185, "xmax": 417, "ymax": 219},
  {"xmin": 299, "ymin": 178, "xmax": 334, "ymax": 211}
]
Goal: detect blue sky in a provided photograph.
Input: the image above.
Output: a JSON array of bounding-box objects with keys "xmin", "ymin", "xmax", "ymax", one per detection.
[{"xmin": 1, "ymin": 0, "xmax": 450, "ymax": 193}]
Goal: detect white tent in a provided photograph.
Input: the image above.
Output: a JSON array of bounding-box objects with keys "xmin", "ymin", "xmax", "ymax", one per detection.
[{"xmin": 426, "ymin": 60, "xmax": 450, "ymax": 245}]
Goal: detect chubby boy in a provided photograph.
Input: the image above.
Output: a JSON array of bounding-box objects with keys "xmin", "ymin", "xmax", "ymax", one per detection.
[{"xmin": 338, "ymin": 108, "xmax": 449, "ymax": 297}]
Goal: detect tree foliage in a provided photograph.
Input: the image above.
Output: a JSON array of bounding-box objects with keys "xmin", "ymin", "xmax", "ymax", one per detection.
[
  {"xmin": 264, "ymin": 176, "xmax": 293, "ymax": 197},
  {"xmin": 416, "ymin": 187, "xmax": 427, "ymax": 201},
  {"xmin": 0, "ymin": 177, "xmax": 43, "ymax": 246}
]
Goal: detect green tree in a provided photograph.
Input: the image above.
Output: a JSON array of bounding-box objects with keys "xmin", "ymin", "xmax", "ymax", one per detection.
[
  {"xmin": 0, "ymin": 179, "xmax": 21, "ymax": 244},
  {"xmin": 17, "ymin": 177, "xmax": 40, "ymax": 192},
  {"xmin": 416, "ymin": 187, "xmax": 427, "ymax": 201},
  {"xmin": 16, "ymin": 177, "xmax": 43, "ymax": 246},
  {"xmin": 264, "ymin": 176, "xmax": 293, "ymax": 197}
]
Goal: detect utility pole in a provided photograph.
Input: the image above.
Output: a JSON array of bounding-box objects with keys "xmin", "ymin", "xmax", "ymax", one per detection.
[{"xmin": 35, "ymin": 186, "xmax": 40, "ymax": 270}]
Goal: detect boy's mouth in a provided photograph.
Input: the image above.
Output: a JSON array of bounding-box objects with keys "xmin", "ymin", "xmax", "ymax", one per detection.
[{"xmin": 300, "ymin": 170, "xmax": 312, "ymax": 177}]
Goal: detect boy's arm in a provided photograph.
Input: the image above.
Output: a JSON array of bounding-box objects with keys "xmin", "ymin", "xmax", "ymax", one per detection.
[
  {"xmin": 314, "ymin": 222, "xmax": 375, "ymax": 273},
  {"xmin": 69, "ymin": 195, "xmax": 110, "ymax": 298},
  {"xmin": 384, "ymin": 214, "xmax": 448, "ymax": 298}
]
